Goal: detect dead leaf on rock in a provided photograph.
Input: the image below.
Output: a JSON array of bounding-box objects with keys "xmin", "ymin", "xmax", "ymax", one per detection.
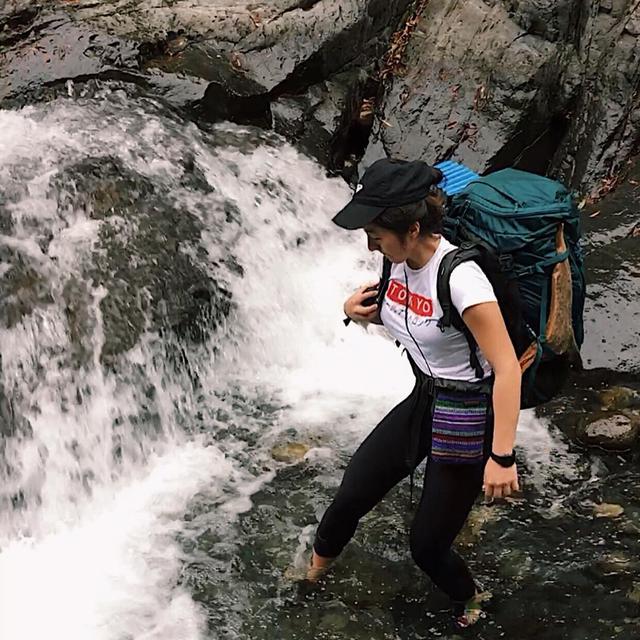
[{"xmin": 229, "ymin": 51, "xmax": 244, "ymax": 71}]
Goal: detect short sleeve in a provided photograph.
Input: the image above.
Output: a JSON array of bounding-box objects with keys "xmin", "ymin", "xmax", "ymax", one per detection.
[{"xmin": 449, "ymin": 261, "xmax": 497, "ymax": 315}]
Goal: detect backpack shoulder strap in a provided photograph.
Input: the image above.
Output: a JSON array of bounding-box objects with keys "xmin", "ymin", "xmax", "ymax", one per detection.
[
  {"xmin": 437, "ymin": 247, "xmax": 482, "ymax": 332},
  {"xmin": 343, "ymin": 257, "xmax": 392, "ymax": 327},
  {"xmin": 377, "ymin": 257, "xmax": 392, "ymax": 307},
  {"xmin": 437, "ymin": 246, "xmax": 486, "ymax": 380}
]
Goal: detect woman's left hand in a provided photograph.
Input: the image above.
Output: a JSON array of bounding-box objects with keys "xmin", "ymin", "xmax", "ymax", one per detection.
[{"xmin": 483, "ymin": 458, "xmax": 519, "ymax": 500}]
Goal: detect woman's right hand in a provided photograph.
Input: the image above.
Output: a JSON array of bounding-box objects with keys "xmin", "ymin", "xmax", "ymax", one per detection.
[{"xmin": 344, "ymin": 281, "xmax": 380, "ymax": 323}]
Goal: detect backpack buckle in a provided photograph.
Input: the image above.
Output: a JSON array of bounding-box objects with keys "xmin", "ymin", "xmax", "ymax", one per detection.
[{"xmin": 498, "ymin": 253, "xmax": 514, "ymax": 272}]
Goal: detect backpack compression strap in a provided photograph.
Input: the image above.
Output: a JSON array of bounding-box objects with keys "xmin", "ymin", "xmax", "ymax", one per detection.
[{"xmin": 436, "ymin": 248, "xmax": 486, "ymax": 380}]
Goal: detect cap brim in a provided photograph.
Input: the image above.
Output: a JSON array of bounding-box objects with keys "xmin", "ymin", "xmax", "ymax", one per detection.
[{"xmin": 332, "ymin": 200, "xmax": 386, "ymax": 230}]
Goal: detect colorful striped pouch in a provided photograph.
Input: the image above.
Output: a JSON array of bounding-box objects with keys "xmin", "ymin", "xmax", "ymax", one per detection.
[{"xmin": 431, "ymin": 390, "xmax": 489, "ymax": 464}]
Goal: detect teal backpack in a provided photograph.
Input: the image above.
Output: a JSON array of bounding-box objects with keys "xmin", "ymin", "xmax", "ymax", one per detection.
[{"xmin": 438, "ymin": 168, "xmax": 586, "ymax": 408}]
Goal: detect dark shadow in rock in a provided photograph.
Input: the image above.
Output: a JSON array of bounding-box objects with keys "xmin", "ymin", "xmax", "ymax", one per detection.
[
  {"xmin": 197, "ymin": 80, "xmax": 272, "ymax": 128},
  {"xmin": 487, "ymin": 111, "xmax": 572, "ymax": 176}
]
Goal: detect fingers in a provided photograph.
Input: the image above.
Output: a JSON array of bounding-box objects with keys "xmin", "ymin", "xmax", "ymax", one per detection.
[
  {"xmin": 352, "ymin": 304, "xmax": 378, "ymax": 320},
  {"xmin": 484, "ymin": 482, "xmax": 522, "ymax": 501},
  {"xmin": 357, "ymin": 281, "xmax": 379, "ymax": 296}
]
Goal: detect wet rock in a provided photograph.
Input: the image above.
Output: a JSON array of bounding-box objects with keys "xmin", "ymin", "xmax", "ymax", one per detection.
[
  {"xmin": 0, "ymin": 15, "xmax": 140, "ymax": 104},
  {"xmin": 0, "ymin": 1, "xmax": 39, "ymax": 48},
  {"xmin": 594, "ymin": 551, "xmax": 636, "ymax": 576},
  {"xmin": 498, "ymin": 549, "xmax": 534, "ymax": 581},
  {"xmin": 0, "ymin": 1, "xmax": 417, "ymax": 178},
  {"xmin": 1, "ymin": 2, "xmax": 410, "ymax": 140},
  {"xmin": 373, "ymin": 0, "xmax": 640, "ymax": 192},
  {"xmin": 580, "ymin": 171, "xmax": 640, "ymax": 373},
  {"xmin": 53, "ymin": 156, "xmax": 232, "ymax": 362},
  {"xmin": 581, "ymin": 414, "xmax": 640, "ymax": 450},
  {"xmin": 593, "ymin": 503, "xmax": 625, "ymax": 519},
  {"xmin": 272, "ymin": 69, "xmax": 374, "ymax": 172},
  {"xmin": 627, "ymin": 583, "xmax": 640, "ymax": 604},
  {"xmin": 271, "ymin": 442, "xmax": 311, "ymax": 463},
  {"xmin": 599, "ymin": 386, "xmax": 640, "ymax": 411},
  {"xmin": 0, "ymin": 251, "xmax": 54, "ymax": 328},
  {"xmin": 456, "ymin": 505, "xmax": 498, "ymax": 547}
]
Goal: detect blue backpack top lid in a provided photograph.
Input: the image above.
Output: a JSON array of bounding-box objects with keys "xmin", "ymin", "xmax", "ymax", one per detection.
[{"xmin": 434, "ymin": 160, "xmax": 479, "ymax": 196}]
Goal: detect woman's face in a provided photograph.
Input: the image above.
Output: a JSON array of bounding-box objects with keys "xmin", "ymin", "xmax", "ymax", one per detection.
[{"xmin": 363, "ymin": 224, "xmax": 411, "ymax": 263}]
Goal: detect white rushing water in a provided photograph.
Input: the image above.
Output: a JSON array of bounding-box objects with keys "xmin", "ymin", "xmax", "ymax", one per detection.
[
  {"xmin": 0, "ymin": 87, "xmax": 575, "ymax": 640},
  {"xmin": 0, "ymin": 88, "xmax": 411, "ymax": 640}
]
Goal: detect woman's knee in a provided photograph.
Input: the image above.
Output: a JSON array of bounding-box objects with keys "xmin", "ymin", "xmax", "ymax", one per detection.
[
  {"xmin": 409, "ymin": 534, "xmax": 443, "ymax": 573},
  {"xmin": 326, "ymin": 487, "xmax": 373, "ymax": 522}
]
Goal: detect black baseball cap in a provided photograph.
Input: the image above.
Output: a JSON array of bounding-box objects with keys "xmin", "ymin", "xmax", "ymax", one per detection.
[{"xmin": 332, "ymin": 158, "xmax": 443, "ymax": 230}]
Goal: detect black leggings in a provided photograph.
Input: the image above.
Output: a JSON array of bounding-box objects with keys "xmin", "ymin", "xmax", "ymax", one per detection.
[{"xmin": 314, "ymin": 383, "xmax": 492, "ymax": 603}]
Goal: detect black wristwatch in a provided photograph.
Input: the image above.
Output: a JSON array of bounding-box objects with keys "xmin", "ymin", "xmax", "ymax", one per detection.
[{"xmin": 490, "ymin": 451, "xmax": 516, "ymax": 468}]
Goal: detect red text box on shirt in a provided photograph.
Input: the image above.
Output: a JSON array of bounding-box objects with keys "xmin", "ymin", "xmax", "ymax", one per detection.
[{"xmin": 386, "ymin": 279, "xmax": 434, "ymax": 317}]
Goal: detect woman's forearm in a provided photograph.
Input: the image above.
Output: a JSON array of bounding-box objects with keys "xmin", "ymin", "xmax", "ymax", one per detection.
[{"xmin": 491, "ymin": 363, "xmax": 521, "ymax": 454}]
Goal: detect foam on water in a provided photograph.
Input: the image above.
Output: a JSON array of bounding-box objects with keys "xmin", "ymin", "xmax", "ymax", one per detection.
[{"xmin": 0, "ymin": 443, "xmax": 227, "ymax": 640}]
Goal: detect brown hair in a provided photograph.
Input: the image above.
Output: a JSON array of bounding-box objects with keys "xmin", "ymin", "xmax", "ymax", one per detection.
[{"xmin": 372, "ymin": 189, "xmax": 446, "ymax": 238}]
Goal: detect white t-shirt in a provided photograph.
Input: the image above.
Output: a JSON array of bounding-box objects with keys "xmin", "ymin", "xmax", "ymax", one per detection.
[{"xmin": 379, "ymin": 237, "xmax": 497, "ymax": 381}]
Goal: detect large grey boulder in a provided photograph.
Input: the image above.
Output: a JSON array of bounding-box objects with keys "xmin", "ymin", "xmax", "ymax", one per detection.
[{"xmin": 372, "ymin": 0, "xmax": 640, "ymax": 193}]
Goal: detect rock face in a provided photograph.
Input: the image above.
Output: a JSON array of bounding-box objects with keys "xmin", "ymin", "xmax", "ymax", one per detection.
[
  {"xmin": 0, "ymin": 0, "xmax": 413, "ymax": 171},
  {"xmin": 372, "ymin": 0, "xmax": 640, "ymax": 193},
  {"xmin": 4, "ymin": 1, "xmax": 640, "ymax": 191},
  {"xmin": 580, "ymin": 163, "xmax": 640, "ymax": 374}
]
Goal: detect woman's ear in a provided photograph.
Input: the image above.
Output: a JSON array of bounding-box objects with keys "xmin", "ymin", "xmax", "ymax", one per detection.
[{"xmin": 409, "ymin": 221, "xmax": 420, "ymax": 239}]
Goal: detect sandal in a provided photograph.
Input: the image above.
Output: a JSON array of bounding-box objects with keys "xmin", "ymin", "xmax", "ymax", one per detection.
[{"xmin": 453, "ymin": 590, "xmax": 492, "ymax": 629}]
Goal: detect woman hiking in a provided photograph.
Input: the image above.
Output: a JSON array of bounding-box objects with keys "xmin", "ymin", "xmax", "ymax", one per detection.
[{"xmin": 309, "ymin": 158, "xmax": 521, "ymax": 629}]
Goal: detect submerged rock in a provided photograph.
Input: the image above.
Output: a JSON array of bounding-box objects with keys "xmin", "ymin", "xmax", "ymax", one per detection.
[
  {"xmin": 598, "ymin": 386, "xmax": 640, "ymax": 411},
  {"xmin": 456, "ymin": 505, "xmax": 498, "ymax": 547},
  {"xmin": 79, "ymin": 158, "xmax": 231, "ymax": 361},
  {"xmin": 594, "ymin": 551, "xmax": 637, "ymax": 577},
  {"xmin": 498, "ymin": 549, "xmax": 534, "ymax": 581},
  {"xmin": 0, "ymin": 252, "xmax": 54, "ymax": 328},
  {"xmin": 627, "ymin": 583, "xmax": 640, "ymax": 604},
  {"xmin": 593, "ymin": 503, "xmax": 625, "ymax": 519},
  {"xmin": 271, "ymin": 442, "xmax": 311, "ymax": 463}
]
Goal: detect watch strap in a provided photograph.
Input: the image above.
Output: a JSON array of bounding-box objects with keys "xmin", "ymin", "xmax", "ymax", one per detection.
[{"xmin": 490, "ymin": 451, "xmax": 516, "ymax": 468}]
